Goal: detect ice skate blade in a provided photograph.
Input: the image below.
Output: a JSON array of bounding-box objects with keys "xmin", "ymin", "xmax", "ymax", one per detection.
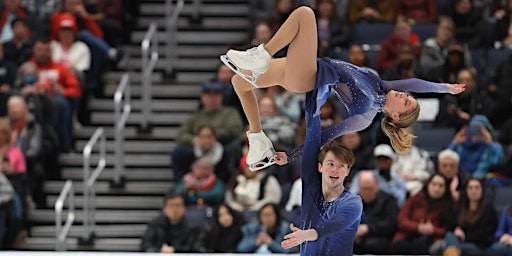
[
  {"xmin": 249, "ymin": 159, "xmax": 277, "ymax": 171},
  {"xmin": 220, "ymin": 55, "xmax": 260, "ymax": 88}
]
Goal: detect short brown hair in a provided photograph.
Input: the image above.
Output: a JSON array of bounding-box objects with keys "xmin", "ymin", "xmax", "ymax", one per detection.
[{"xmin": 318, "ymin": 139, "xmax": 355, "ymax": 168}]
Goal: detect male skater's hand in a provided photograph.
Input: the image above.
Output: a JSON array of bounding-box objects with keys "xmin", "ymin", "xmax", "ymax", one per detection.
[
  {"xmin": 273, "ymin": 152, "xmax": 288, "ymax": 165},
  {"xmin": 281, "ymin": 223, "xmax": 318, "ymax": 249}
]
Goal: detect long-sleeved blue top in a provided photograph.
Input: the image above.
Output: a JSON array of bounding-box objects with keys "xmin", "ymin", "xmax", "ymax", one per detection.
[
  {"xmin": 295, "ymin": 58, "xmax": 449, "ymax": 255},
  {"xmin": 288, "ymin": 58, "xmax": 449, "ymax": 162},
  {"xmin": 494, "ymin": 207, "xmax": 512, "ymax": 241}
]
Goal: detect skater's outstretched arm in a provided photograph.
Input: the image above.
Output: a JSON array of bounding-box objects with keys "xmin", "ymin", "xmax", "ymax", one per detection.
[{"xmin": 383, "ymin": 78, "xmax": 465, "ymax": 94}]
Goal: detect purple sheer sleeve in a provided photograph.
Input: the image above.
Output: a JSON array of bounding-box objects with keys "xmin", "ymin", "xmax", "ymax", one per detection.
[{"xmin": 382, "ymin": 78, "xmax": 449, "ymax": 94}]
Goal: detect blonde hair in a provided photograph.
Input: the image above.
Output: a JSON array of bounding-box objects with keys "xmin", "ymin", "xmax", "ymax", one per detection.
[{"xmin": 381, "ymin": 104, "xmax": 420, "ymax": 153}]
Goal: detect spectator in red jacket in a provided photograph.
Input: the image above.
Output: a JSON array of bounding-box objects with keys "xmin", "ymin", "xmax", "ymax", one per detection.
[
  {"xmin": 396, "ymin": 0, "xmax": 438, "ymax": 24},
  {"xmin": 377, "ymin": 18, "xmax": 421, "ymax": 72},
  {"xmin": 30, "ymin": 39, "xmax": 81, "ymax": 152}
]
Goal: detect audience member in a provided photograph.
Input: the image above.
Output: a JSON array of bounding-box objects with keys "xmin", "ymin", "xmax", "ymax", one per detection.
[
  {"xmin": 452, "ymin": 0, "xmax": 484, "ymax": 48},
  {"xmin": 225, "ymin": 154, "xmax": 282, "ymax": 212},
  {"xmin": 195, "ymin": 203, "xmax": 245, "ymax": 253},
  {"xmin": 258, "ymin": 96, "xmax": 296, "ymax": 152},
  {"xmin": 314, "ymin": 0, "xmax": 351, "ymax": 57},
  {"xmin": 381, "ymin": 43, "xmax": 424, "ymax": 80},
  {"xmin": 428, "ymin": 44, "xmax": 470, "ymax": 84},
  {"xmin": 377, "ymin": 19, "xmax": 421, "ymax": 72},
  {"xmin": 0, "ymin": 43, "xmax": 17, "ymax": 116},
  {"xmin": 396, "ymin": 0, "xmax": 438, "ymax": 23},
  {"xmin": 7, "ymin": 96, "xmax": 44, "ymax": 207},
  {"xmin": 266, "ymin": 0, "xmax": 295, "ymax": 34},
  {"xmin": 392, "ymin": 127, "xmax": 434, "ymax": 196},
  {"xmin": 247, "ymin": 21, "xmax": 288, "ymax": 58},
  {"xmin": 140, "ymin": 192, "xmax": 199, "ymax": 253},
  {"xmin": 172, "ymin": 125, "xmax": 232, "ymax": 183},
  {"xmin": 0, "ymin": 170, "xmax": 15, "ymax": 249},
  {"xmin": 448, "ymin": 115, "xmax": 504, "ymax": 179},
  {"xmin": 237, "ymin": 203, "xmax": 291, "ymax": 253},
  {"xmin": 83, "ymin": 0, "xmax": 123, "ymax": 47},
  {"xmin": 0, "ymin": 0, "xmax": 39, "ymax": 42},
  {"xmin": 391, "ymin": 173, "xmax": 453, "ymax": 255},
  {"xmin": 350, "ymin": 144, "xmax": 407, "ymax": 207},
  {"xmin": 353, "ymin": 171, "xmax": 399, "ymax": 255},
  {"xmin": 436, "ymin": 68, "xmax": 495, "ymax": 129},
  {"xmin": 495, "ymin": 0, "xmax": 512, "ymax": 49},
  {"xmin": 348, "ymin": 44, "xmax": 378, "ymax": 75},
  {"xmin": 419, "ymin": 16, "xmax": 457, "ymax": 71},
  {"xmin": 296, "ymin": 98, "xmax": 341, "ymax": 146},
  {"xmin": 209, "ymin": 65, "xmax": 240, "ymax": 115},
  {"xmin": 2, "ymin": 18, "xmax": 33, "ymax": 66},
  {"xmin": 341, "ymin": 131, "xmax": 374, "ymax": 186},
  {"xmin": 348, "ymin": 0, "xmax": 396, "ymax": 23},
  {"xmin": 487, "ymin": 53, "xmax": 512, "ymax": 128},
  {"xmin": 437, "ymin": 149, "xmax": 465, "ymax": 202},
  {"xmin": 174, "ymin": 158, "xmax": 225, "ymax": 207},
  {"xmin": 443, "ymin": 178, "xmax": 498, "ymax": 256},
  {"xmin": 487, "ymin": 203, "xmax": 512, "ymax": 256},
  {"xmin": 264, "ymin": 86, "xmax": 302, "ymax": 124},
  {"xmin": 31, "ymin": 39, "xmax": 81, "ymax": 152}
]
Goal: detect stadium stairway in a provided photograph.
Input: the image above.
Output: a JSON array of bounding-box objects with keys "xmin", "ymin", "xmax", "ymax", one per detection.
[{"xmin": 16, "ymin": 0, "xmax": 250, "ymax": 251}]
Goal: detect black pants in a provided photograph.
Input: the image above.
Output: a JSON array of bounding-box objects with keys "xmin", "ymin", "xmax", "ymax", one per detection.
[
  {"xmin": 354, "ymin": 236, "xmax": 392, "ymax": 255},
  {"xmin": 391, "ymin": 236, "xmax": 432, "ymax": 255}
]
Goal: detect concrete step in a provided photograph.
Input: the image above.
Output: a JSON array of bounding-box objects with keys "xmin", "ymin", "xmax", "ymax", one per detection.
[
  {"xmin": 47, "ymin": 195, "xmax": 164, "ymax": 210},
  {"xmin": 103, "ymin": 71, "xmax": 162, "ymax": 84},
  {"xmin": 44, "ymin": 180, "xmax": 171, "ymax": 195},
  {"xmin": 31, "ymin": 224, "xmax": 147, "ymax": 238},
  {"xmin": 137, "ymin": 16, "xmax": 250, "ymax": 30},
  {"xmin": 140, "ymin": 3, "xmax": 249, "ymax": 17},
  {"xmin": 15, "ymin": 237, "xmax": 140, "ymax": 251},
  {"xmin": 131, "ymin": 30, "xmax": 247, "ymax": 45},
  {"xmin": 122, "ymin": 44, "xmax": 229, "ymax": 58},
  {"xmin": 73, "ymin": 126, "xmax": 178, "ymax": 140},
  {"xmin": 75, "ymin": 140, "xmax": 175, "ymax": 154},
  {"xmin": 58, "ymin": 153, "xmax": 170, "ymax": 167},
  {"xmin": 90, "ymin": 112, "xmax": 189, "ymax": 126},
  {"xmin": 29, "ymin": 209, "xmax": 159, "ymax": 224},
  {"xmin": 176, "ymin": 71, "xmax": 216, "ymax": 83},
  {"xmin": 103, "ymin": 84, "xmax": 201, "ymax": 98},
  {"xmin": 122, "ymin": 56, "xmax": 223, "ymax": 72},
  {"xmin": 61, "ymin": 168, "xmax": 173, "ymax": 181},
  {"xmin": 88, "ymin": 98, "xmax": 198, "ymax": 112}
]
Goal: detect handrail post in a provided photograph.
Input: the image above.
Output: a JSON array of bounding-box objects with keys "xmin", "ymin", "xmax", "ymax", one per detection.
[
  {"xmin": 112, "ymin": 73, "xmax": 131, "ymax": 188},
  {"xmin": 139, "ymin": 22, "xmax": 159, "ymax": 134},
  {"xmin": 55, "ymin": 180, "xmax": 74, "ymax": 251},
  {"xmin": 165, "ymin": 0, "xmax": 184, "ymax": 77},
  {"xmin": 80, "ymin": 127, "xmax": 106, "ymax": 246}
]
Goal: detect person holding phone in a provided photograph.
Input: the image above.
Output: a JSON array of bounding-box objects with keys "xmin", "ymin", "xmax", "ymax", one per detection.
[{"xmin": 448, "ymin": 115, "xmax": 504, "ymax": 179}]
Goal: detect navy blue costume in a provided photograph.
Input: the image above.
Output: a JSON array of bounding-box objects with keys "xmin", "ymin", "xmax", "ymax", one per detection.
[{"xmin": 295, "ymin": 58, "xmax": 448, "ymax": 255}]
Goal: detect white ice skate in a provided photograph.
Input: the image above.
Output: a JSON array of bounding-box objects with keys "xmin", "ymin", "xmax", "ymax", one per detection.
[
  {"xmin": 246, "ymin": 131, "xmax": 278, "ymax": 171},
  {"xmin": 220, "ymin": 44, "xmax": 272, "ymax": 88}
]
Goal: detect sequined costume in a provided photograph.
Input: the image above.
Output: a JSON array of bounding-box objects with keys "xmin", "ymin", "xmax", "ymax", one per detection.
[{"xmin": 296, "ymin": 58, "xmax": 448, "ymax": 256}]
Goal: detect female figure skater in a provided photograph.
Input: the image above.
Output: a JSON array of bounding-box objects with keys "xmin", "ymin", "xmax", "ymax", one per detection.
[{"xmin": 222, "ymin": 6, "xmax": 465, "ymax": 171}]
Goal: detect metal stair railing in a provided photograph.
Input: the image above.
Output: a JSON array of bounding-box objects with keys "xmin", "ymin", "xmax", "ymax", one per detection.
[
  {"xmin": 139, "ymin": 22, "xmax": 159, "ymax": 133},
  {"xmin": 112, "ymin": 73, "xmax": 131, "ymax": 188},
  {"xmin": 54, "ymin": 179, "xmax": 75, "ymax": 251},
  {"xmin": 165, "ymin": 0, "xmax": 184, "ymax": 76}
]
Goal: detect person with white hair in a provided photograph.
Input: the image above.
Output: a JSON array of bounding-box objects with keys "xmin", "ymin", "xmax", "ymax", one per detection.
[{"xmin": 437, "ymin": 149, "xmax": 465, "ymax": 202}]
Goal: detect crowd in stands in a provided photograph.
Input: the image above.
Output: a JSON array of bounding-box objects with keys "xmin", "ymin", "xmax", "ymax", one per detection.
[
  {"xmin": 158, "ymin": 0, "xmax": 512, "ymax": 255},
  {"xmin": 0, "ymin": 0, "xmax": 138, "ymax": 249}
]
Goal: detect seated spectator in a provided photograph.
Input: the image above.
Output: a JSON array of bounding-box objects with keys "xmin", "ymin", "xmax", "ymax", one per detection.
[
  {"xmin": 427, "ymin": 44, "xmax": 470, "ymax": 84},
  {"xmin": 0, "ymin": 43, "xmax": 17, "ymax": 116},
  {"xmin": 140, "ymin": 192, "xmax": 199, "ymax": 253},
  {"xmin": 436, "ymin": 68, "xmax": 495, "ymax": 129},
  {"xmin": 237, "ymin": 203, "xmax": 291, "ymax": 253},
  {"xmin": 452, "ymin": 0, "xmax": 484, "ymax": 48},
  {"xmin": 443, "ymin": 178, "xmax": 498, "ymax": 256},
  {"xmin": 486, "ymin": 53, "xmax": 512, "ymax": 128},
  {"xmin": 208, "ymin": 65, "xmax": 241, "ymax": 116},
  {"xmin": 487, "ymin": 203, "xmax": 512, "ymax": 256},
  {"xmin": 396, "ymin": 0, "xmax": 438, "ymax": 23},
  {"xmin": 419, "ymin": 16, "xmax": 457, "ymax": 72},
  {"xmin": 350, "ymin": 144, "xmax": 407, "ymax": 207},
  {"xmin": 437, "ymin": 149, "xmax": 465, "ymax": 202},
  {"xmin": 248, "ymin": 0, "xmax": 275, "ymax": 24},
  {"xmin": 83, "ymin": 0, "xmax": 122, "ymax": 47},
  {"xmin": 495, "ymin": 0, "xmax": 512, "ymax": 49},
  {"xmin": 50, "ymin": 14, "xmax": 91, "ymax": 79},
  {"xmin": 266, "ymin": 0, "xmax": 295, "ymax": 34},
  {"xmin": 296, "ymin": 98, "xmax": 341, "ymax": 146},
  {"xmin": 392, "ymin": 127, "xmax": 434, "ymax": 196},
  {"xmin": 391, "ymin": 173, "xmax": 453, "ymax": 255},
  {"xmin": 172, "ymin": 125, "xmax": 232, "ymax": 183},
  {"xmin": 7, "ymin": 96, "xmax": 44, "ymax": 207},
  {"xmin": 348, "ymin": 44, "xmax": 378, "ymax": 75},
  {"xmin": 31, "ymin": 39, "xmax": 81, "ymax": 152},
  {"xmin": 259, "ymin": 96, "xmax": 296, "ymax": 152},
  {"xmin": 2, "ymin": 18, "xmax": 33, "ymax": 67},
  {"xmin": 0, "ymin": 170, "xmax": 16, "ymax": 249},
  {"xmin": 264, "ymin": 86, "xmax": 302, "ymax": 124},
  {"xmin": 174, "ymin": 158, "xmax": 225, "ymax": 207},
  {"xmin": 353, "ymin": 171, "xmax": 399, "ymax": 255},
  {"xmin": 0, "ymin": 0, "xmax": 39, "ymax": 42},
  {"xmin": 341, "ymin": 131, "xmax": 374, "ymax": 186},
  {"xmin": 348, "ymin": 0, "xmax": 396, "ymax": 23},
  {"xmin": 377, "ymin": 18, "xmax": 421, "ymax": 72},
  {"xmin": 381, "ymin": 43, "xmax": 424, "ymax": 81},
  {"xmin": 315, "ymin": 0, "xmax": 351, "ymax": 57},
  {"xmin": 195, "ymin": 203, "xmax": 245, "ymax": 253},
  {"xmin": 448, "ymin": 115, "xmax": 504, "ymax": 179},
  {"xmin": 225, "ymin": 154, "xmax": 282, "ymax": 212},
  {"xmin": 246, "ymin": 20, "xmax": 287, "ymax": 58}
]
